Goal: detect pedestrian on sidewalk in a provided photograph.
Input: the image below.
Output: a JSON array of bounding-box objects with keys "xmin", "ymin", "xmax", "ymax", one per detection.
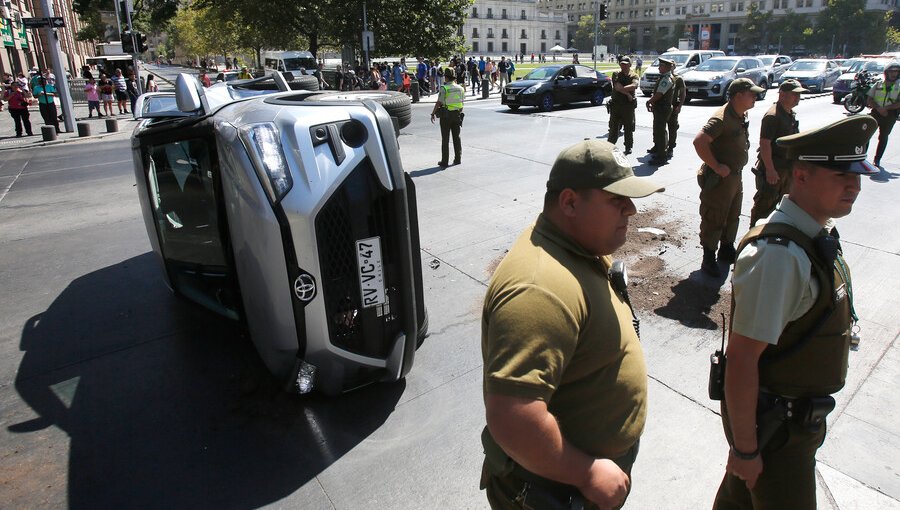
[
  {"xmin": 712, "ymin": 115, "xmax": 876, "ymax": 510},
  {"xmin": 32, "ymin": 76, "xmax": 60, "ymax": 134},
  {"xmin": 112, "ymin": 69, "xmax": 129, "ymax": 114},
  {"xmin": 127, "ymin": 72, "xmax": 140, "ymax": 114},
  {"xmin": 84, "ymin": 78, "xmax": 103, "ymax": 118},
  {"xmin": 2, "ymin": 82, "xmax": 33, "ymax": 137},
  {"xmin": 99, "ymin": 73, "xmax": 115, "ymax": 117},
  {"xmin": 144, "ymin": 74, "xmax": 159, "ymax": 93},
  {"xmin": 430, "ymin": 67, "xmax": 464, "ymax": 168}
]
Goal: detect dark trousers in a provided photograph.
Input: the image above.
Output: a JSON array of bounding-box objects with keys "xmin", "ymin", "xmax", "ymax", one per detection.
[
  {"xmin": 439, "ymin": 110, "xmax": 462, "ymax": 164},
  {"xmin": 667, "ymin": 108, "xmax": 680, "ymax": 150},
  {"xmin": 608, "ymin": 104, "xmax": 635, "ymax": 148},
  {"xmin": 873, "ymin": 110, "xmax": 896, "ymax": 163},
  {"xmin": 9, "ymin": 108, "xmax": 33, "ymax": 136},
  {"xmin": 652, "ymin": 106, "xmax": 671, "ymax": 157},
  {"xmin": 699, "ymin": 170, "xmax": 743, "ymax": 250},
  {"xmin": 713, "ymin": 404, "xmax": 826, "ymax": 510},
  {"xmin": 750, "ymin": 165, "xmax": 791, "ymax": 227},
  {"xmin": 38, "ymin": 102, "xmax": 60, "ymax": 133}
]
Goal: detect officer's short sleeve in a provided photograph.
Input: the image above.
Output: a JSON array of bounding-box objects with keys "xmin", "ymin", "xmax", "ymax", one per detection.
[
  {"xmin": 759, "ymin": 112, "xmax": 778, "ymax": 141},
  {"xmin": 656, "ymin": 77, "xmax": 673, "ymax": 94},
  {"xmin": 437, "ymin": 86, "xmax": 447, "ymax": 104},
  {"xmin": 867, "ymin": 84, "xmax": 877, "ymax": 99},
  {"xmin": 731, "ymin": 240, "xmax": 816, "ymax": 344},
  {"xmin": 484, "ymin": 284, "xmax": 580, "ymax": 401},
  {"xmin": 702, "ymin": 114, "xmax": 724, "ymax": 139}
]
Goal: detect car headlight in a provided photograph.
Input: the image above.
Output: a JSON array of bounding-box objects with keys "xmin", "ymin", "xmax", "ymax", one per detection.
[
  {"xmin": 524, "ymin": 85, "xmax": 540, "ymax": 94},
  {"xmin": 239, "ymin": 122, "xmax": 293, "ymax": 204}
]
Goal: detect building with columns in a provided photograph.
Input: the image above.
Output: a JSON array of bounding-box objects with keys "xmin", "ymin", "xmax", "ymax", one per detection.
[
  {"xmin": 1, "ymin": 0, "xmax": 95, "ymax": 78},
  {"xmin": 462, "ymin": 0, "xmax": 570, "ymax": 56},
  {"xmin": 539, "ymin": 0, "xmax": 896, "ymax": 54}
]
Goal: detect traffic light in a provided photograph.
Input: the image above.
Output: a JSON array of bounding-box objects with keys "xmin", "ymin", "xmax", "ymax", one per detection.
[
  {"xmin": 598, "ymin": 3, "xmax": 608, "ymax": 20},
  {"xmin": 136, "ymin": 32, "xmax": 148, "ymax": 53},
  {"xmin": 121, "ymin": 30, "xmax": 134, "ymax": 53}
]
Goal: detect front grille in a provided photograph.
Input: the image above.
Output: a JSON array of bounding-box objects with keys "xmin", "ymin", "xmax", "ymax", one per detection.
[
  {"xmin": 685, "ymin": 80, "xmax": 708, "ymax": 88},
  {"xmin": 644, "ymin": 74, "xmax": 659, "ymax": 82},
  {"xmin": 315, "ymin": 160, "xmax": 404, "ymax": 359}
]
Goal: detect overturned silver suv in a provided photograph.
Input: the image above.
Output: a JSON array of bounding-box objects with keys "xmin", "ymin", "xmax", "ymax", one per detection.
[{"xmin": 131, "ymin": 73, "xmax": 426, "ymax": 395}]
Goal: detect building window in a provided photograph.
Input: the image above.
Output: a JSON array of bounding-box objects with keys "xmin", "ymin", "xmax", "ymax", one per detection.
[
  {"xmin": 541, "ymin": 42, "xmax": 547, "ymax": 52},
  {"xmin": 541, "ymin": 29, "xmax": 547, "ymax": 39},
  {"xmin": 675, "ymin": 5, "xmax": 687, "ymax": 14},
  {"xmin": 729, "ymin": 23, "xmax": 741, "ymax": 33},
  {"xmin": 555, "ymin": 30, "xmax": 561, "ymax": 39},
  {"xmin": 502, "ymin": 42, "xmax": 509, "ymax": 52},
  {"xmin": 659, "ymin": 7, "xmax": 670, "ymax": 14},
  {"xmin": 502, "ymin": 8, "xmax": 508, "ymax": 19},
  {"xmin": 521, "ymin": 29, "xmax": 527, "ymax": 38},
  {"xmin": 710, "ymin": 2, "xmax": 725, "ymax": 11},
  {"xmin": 488, "ymin": 41, "xmax": 494, "ymax": 52},
  {"xmin": 488, "ymin": 28, "xmax": 494, "ymax": 38},
  {"xmin": 472, "ymin": 7, "xmax": 478, "ymax": 17},
  {"xmin": 730, "ymin": 1, "xmax": 744, "ymax": 10},
  {"xmin": 644, "ymin": 8, "xmax": 653, "ymax": 15},
  {"xmin": 487, "ymin": 8, "xmax": 493, "ymax": 18},
  {"xmin": 473, "ymin": 28, "xmax": 479, "ymax": 37},
  {"xmin": 693, "ymin": 3, "xmax": 706, "ymax": 13},
  {"xmin": 502, "ymin": 28, "xmax": 508, "ymax": 38},
  {"xmin": 521, "ymin": 9, "xmax": 527, "ymax": 19},
  {"xmin": 473, "ymin": 41, "xmax": 480, "ymax": 52}
]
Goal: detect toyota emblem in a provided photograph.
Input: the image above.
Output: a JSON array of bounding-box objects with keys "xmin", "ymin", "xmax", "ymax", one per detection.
[{"xmin": 294, "ymin": 274, "xmax": 317, "ymax": 302}]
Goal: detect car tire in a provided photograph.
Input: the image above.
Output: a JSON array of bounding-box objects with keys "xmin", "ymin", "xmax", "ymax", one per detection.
[
  {"xmin": 507, "ymin": 104, "xmax": 521, "ymax": 111},
  {"xmin": 757, "ymin": 81, "xmax": 768, "ymax": 100},
  {"xmin": 768, "ymin": 75, "xmax": 775, "ymax": 88},
  {"xmin": 833, "ymin": 93, "xmax": 842, "ymax": 104},
  {"xmin": 721, "ymin": 84, "xmax": 732, "ymax": 105},
  {"xmin": 416, "ymin": 307, "xmax": 429, "ymax": 349},
  {"xmin": 539, "ymin": 92, "xmax": 554, "ymax": 112},
  {"xmin": 304, "ymin": 91, "xmax": 413, "ymax": 128},
  {"xmin": 590, "ymin": 89, "xmax": 605, "ymax": 106},
  {"xmin": 288, "ymin": 75, "xmax": 321, "ymax": 92}
]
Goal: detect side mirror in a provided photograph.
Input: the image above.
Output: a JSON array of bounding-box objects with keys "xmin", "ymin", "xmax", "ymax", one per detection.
[
  {"xmin": 773, "ymin": 63, "xmax": 781, "ymax": 67},
  {"xmin": 736, "ymin": 68, "xmax": 746, "ymax": 73},
  {"xmin": 175, "ymin": 73, "xmax": 203, "ymax": 112}
]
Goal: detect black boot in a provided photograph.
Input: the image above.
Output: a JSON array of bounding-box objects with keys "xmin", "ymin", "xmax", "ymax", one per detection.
[
  {"xmin": 717, "ymin": 243, "xmax": 736, "ymax": 265},
  {"xmin": 701, "ymin": 248, "xmax": 722, "ymax": 277}
]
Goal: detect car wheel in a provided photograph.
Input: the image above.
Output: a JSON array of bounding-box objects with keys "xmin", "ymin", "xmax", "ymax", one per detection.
[
  {"xmin": 721, "ymin": 84, "xmax": 731, "ymax": 105},
  {"xmin": 590, "ymin": 89, "xmax": 605, "ymax": 106},
  {"xmin": 757, "ymin": 81, "xmax": 768, "ymax": 100},
  {"xmin": 833, "ymin": 93, "xmax": 842, "ymax": 104},
  {"xmin": 304, "ymin": 91, "xmax": 412, "ymax": 128},
  {"xmin": 539, "ymin": 92, "xmax": 554, "ymax": 112},
  {"xmin": 768, "ymin": 75, "xmax": 775, "ymax": 88},
  {"xmin": 507, "ymin": 104, "xmax": 521, "ymax": 111}
]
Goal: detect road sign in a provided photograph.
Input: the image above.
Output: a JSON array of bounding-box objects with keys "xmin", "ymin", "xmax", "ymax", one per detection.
[
  {"xmin": 362, "ymin": 30, "xmax": 374, "ymax": 52},
  {"xmin": 22, "ymin": 17, "xmax": 49, "ymax": 29},
  {"xmin": 49, "ymin": 17, "xmax": 65, "ymax": 28}
]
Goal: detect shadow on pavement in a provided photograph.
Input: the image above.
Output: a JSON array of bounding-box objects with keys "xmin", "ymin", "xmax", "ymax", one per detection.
[
  {"xmin": 9, "ymin": 252, "xmax": 403, "ymax": 509},
  {"xmin": 868, "ymin": 167, "xmax": 900, "ymax": 182},
  {"xmin": 654, "ymin": 269, "xmax": 728, "ymax": 330}
]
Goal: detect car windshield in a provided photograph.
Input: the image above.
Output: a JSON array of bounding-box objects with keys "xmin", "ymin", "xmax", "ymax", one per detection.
[
  {"xmin": 524, "ymin": 66, "xmax": 562, "ymax": 80},
  {"xmin": 654, "ymin": 54, "xmax": 690, "ymax": 66},
  {"xmin": 865, "ymin": 60, "xmax": 890, "ymax": 73},
  {"xmin": 846, "ymin": 60, "xmax": 867, "ymax": 72},
  {"xmin": 758, "ymin": 57, "xmax": 775, "ymax": 66},
  {"xmin": 143, "ymin": 95, "xmax": 179, "ymax": 114},
  {"xmin": 283, "ymin": 57, "xmax": 316, "ymax": 71},
  {"xmin": 695, "ymin": 58, "xmax": 738, "ymax": 72},
  {"xmin": 790, "ymin": 61, "xmax": 826, "ymax": 71}
]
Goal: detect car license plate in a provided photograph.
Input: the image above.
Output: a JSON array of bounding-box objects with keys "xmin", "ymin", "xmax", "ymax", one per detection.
[
  {"xmin": 356, "ymin": 236, "xmax": 386, "ymax": 308},
  {"xmin": 688, "ymin": 87, "xmax": 698, "ymax": 92},
  {"xmin": 506, "ymin": 94, "xmax": 517, "ymax": 101}
]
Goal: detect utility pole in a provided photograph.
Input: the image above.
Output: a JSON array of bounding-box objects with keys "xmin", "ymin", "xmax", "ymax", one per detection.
[
  {"xmin": 121, "ymin": 0, "xmax": 142, "ymax": 95},
  {"xmin": 362, "ymin": 1, "xmax": 370, "ymax": 71},
  {"xmin": 38, "ymin": 0, "xmax": 75, "ymax": 133},
  {"xmin": 593, "ymin": 0, "xmax": 599, "ymax": 70}
]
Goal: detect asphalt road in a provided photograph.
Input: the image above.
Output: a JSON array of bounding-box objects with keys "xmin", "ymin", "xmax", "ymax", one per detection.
[{"xmin": 1, "ymin": 77, "xmax": 898, "ymax": 509}]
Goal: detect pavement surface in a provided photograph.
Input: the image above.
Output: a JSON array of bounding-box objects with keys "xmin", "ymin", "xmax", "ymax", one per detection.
[{"xmin": 1, "ymin": 65, "xmax": 898, "ymax": 509}]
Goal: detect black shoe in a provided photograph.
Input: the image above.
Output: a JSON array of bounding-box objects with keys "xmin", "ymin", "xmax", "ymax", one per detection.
[
  {"xmin": 98, "ymin": 114, "xmax": 104, "ymax": 118},
  {"xmin": 666, "ymin": 147, "xmax": 674, "ymax": 157},
  {"xmin": 88, "ymin": 114, "xmax": 93, "ymax": 118},
  {"xmin": 701, "ymin": 248, "xmax": 722, "ymax": 277},
  {"xmin": 437, "ymin": 161, "xmax": 448, "ymax": 168},
  {"xmin": 624, "ymin": 147, "xmax": 632, "ymax": 155},
  {"xmin": 874, "ymin": 158, "xmax": 881, "ymax": 167},
  {"xmin": 15, "ymin": 134, "xmax": 22, "ymax": 138},
  {"xmin": 717, "ymin": 243, "xmax": 736, "ymax": 265},
  {"xmin": 452, "ymin": 159, "xmax": 461, "ymax": 165},
  {"xmin": 646, "ymin": 147, "xmax": 658, "ymax": 153},
  {"xmin": 648, "ymin": 157, "xmax": 667, "ymax": 166}
]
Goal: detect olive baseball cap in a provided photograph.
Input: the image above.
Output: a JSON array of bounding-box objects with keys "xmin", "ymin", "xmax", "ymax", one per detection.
[
  {"xmin": 619, "ymin": 57, "xmax": 632, "ymax": 65},
  {"xmin": 779, "ymin": 79, "xmax": 808, "ymax": 93},
  {"xmin": 728, "ymin": 78, "xmax": 765, "ymax": 94},
  {"xmin": 776, "ymin": 115, "xmax": 878, "ymax": 174},
  {"xmin": 547, "ymin": 140, "xmax": 665, "ymax": 197}
]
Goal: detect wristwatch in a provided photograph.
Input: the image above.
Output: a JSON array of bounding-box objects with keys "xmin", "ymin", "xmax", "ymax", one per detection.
[{"xmin": 730, "ymin": 445, "xmax": 759, "ymax": 460}]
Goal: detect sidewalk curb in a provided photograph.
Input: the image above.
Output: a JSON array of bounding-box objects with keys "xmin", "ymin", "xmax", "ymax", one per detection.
[{"xmin": 0, "ymin": 125, "xmax": 132, "ymax": 152}]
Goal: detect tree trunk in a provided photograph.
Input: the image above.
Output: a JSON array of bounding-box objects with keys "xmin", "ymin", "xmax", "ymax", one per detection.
[{"xmin": 308, "ymin": 31, "xmax": 319, "ymax": 59}]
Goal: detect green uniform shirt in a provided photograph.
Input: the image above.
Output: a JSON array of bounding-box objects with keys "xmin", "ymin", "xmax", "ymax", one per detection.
[
  {"xmin": 755, "ymin": 102, "xmax": 798, "ymax": 172},
  {"xmin": 653, "ymin": 72, "xmax": 674, "ymax": 106},
  {"xmin": 732, "ymin": 197, "xmax": 830, "ymax": 344},
  {"xmin": 611, "ymin": 70, "xmax": 639, "ymax": 105},
  {"xmin": 439, "ymin": 82, "xmax": 465, "ymax": 111},
  {"xmin": 482, "ymin": 214, "xmax": 647, "ymax": 458},
  {"xmin": 701, "ymin": 103, "xmax": 750, "ymax": 172}
]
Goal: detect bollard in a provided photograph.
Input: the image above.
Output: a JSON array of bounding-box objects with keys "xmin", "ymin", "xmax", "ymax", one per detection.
[
  {"xmin": 105, "ymin": 118, "xmax": 118, "ymax": 133},
  {"xmin": 482, "ymin": 78, "xmax": 490, "ymax": 99},
  {"xmin": 410, "ymin": 80, "xmax": 420, "ymax": 103},
  {"xmin": 77, "ymin": 122, "xmax": 91, "ymax": 137},
  {"xmin": 41, "ymin": 125, "xmax": 57, "ymax": 142}
]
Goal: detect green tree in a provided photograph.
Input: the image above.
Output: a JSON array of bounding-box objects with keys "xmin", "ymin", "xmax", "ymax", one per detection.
[
  {"xmin": 73, "ymin": 0, "xmax": 179, "ymax": 41},
  {"xmin": 769, "ymin": 9, "xmax": 812, "ymax": 53},
  {"xmin": 613, "ymin": 26, "xmax": 630, "ymax": 52},
  {"xmin": 811, "ymin": 0, "xmax": 887, "ymax": 56},
  {"xmin": 574, "ymin": 14, "xmax": 606, "ymax": 51},
  {"xmin": 736, "ymin": 2, "xmax": 773, "ymax": 54}
]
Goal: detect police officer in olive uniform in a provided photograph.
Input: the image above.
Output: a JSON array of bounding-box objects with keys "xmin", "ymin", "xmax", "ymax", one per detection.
[
  {"xmin": 646, "ymin": 57, "xmax": 675, "ymax": 164},
  {"xmin": 749, "ymin": 79, "xmax": 807, "ymax": 226},
  {"xmin": 431, "ymin": 67, "xmax": 465, "ymax": 168},
  {"xmin": 480, "ymin": 140, "xmax": 664, "ymax": 510},
  {"xmin": 607, "ymin": 57, "xmax": 639, "ymax": 155},
  {"xmin": 866, "ymin": 60, "xmax": 900, "ymax": 166},
  {"xmin": 712, "ymin": 115, "xmax": 877, "ymax": 510},
  {"xmin": 666, "ymin": 68, "xmax": 687, "ymax": 157},
  {"xmin": 693, "ymin": 78, "xmax": 764, "ymax": 277}
]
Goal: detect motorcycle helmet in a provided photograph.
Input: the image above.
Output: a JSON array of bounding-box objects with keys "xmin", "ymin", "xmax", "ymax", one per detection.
[{"xmin": 885, "ymin": 61, "xmax": 900, "ymax": 74}]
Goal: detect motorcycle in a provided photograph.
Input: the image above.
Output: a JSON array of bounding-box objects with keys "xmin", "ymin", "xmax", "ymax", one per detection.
[{"xmin": 843, "ymin": 70, "xmax": 877, "ymax": 114}]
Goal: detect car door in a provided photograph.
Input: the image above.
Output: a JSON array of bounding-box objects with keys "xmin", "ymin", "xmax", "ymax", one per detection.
[
  {"xmin": 574, "ymin": 65, "xmax": 598, "ymax": 102},
  {"xmin": 553, "ymin": 65, "xmax": 577, "ymax": 103},
  {"xmin": 826, "ymin": 61, "xmax": 840, "ymax": 87},
  {"xmin": 134, "ymin": 118, "xmax": 241, "ymax": 319}
]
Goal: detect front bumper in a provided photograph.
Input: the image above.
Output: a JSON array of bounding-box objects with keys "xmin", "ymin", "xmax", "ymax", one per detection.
[
  {"xmin": 639, "ymin": 73, "xmax": 659, "ymax": 94},
  {"xmin": 684, "ymin": 80, "xmax": 727, "ymax": 100},
  {"xmin": 502, "ymin": 87, "xmax": 541, "ymax": 107}
]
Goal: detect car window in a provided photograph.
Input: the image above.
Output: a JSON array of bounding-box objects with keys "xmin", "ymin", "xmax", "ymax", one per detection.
[
  {"xmin": 696, "ymin": 58, "xmax": 738, "ymax": 72},
  {"xmin": 789, "ymin": 61, "xmax": 826, "ymax": 71},
  {"xmin": 524, "ymin": 66, "xmax": 562, "ymax": 80},
  {"xmin": 655, "ymin": 53, "xmax": 690, "ymax": 66},
  {"xmin": 759, "ymin": 57, "xmax": 775, "ymax": 66},
  {"xmin": 575, "ymin": 65, "xmax": 596, "ymax": 78}
]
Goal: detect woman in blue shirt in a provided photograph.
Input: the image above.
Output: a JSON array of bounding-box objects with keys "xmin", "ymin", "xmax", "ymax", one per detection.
[{"xmin": 32, "ymin": 76, "xmax": 60, "ymax": 134}]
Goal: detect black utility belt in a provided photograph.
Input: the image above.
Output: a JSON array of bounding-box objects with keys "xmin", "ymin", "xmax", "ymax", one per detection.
[
  {"xmin": 758, "ymin": 391, "xmax": 836, "ymax": 433},
  {"xmin": 509, "ymin": 465, "xmax": 585, "ymax": 510}
]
